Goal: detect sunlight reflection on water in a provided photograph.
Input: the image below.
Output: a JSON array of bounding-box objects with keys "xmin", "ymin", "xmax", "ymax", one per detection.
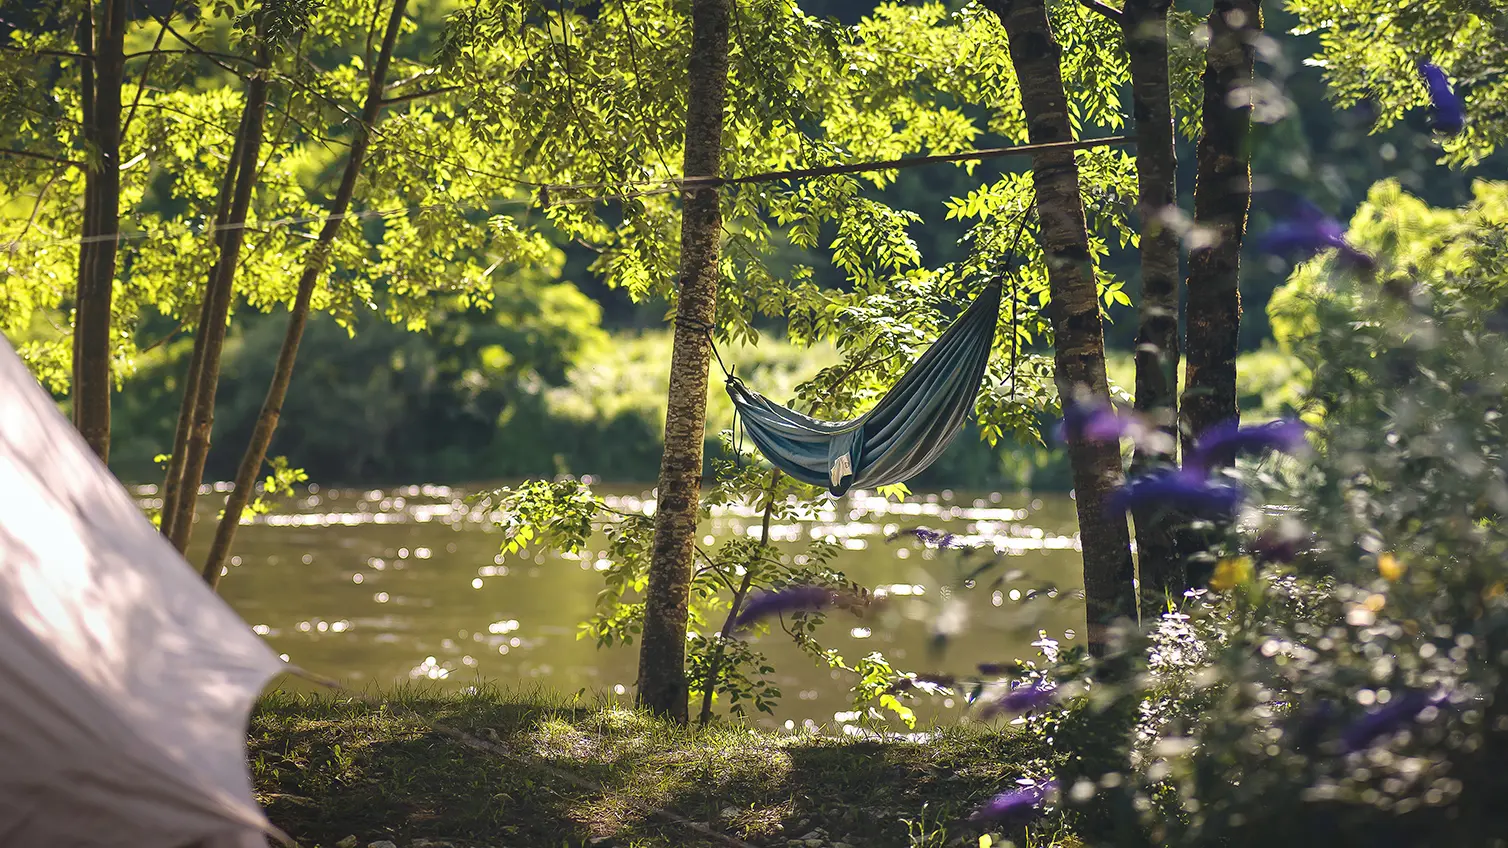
[{"xmin": 157, "ymin": 482, "xmax": 1087, "ymax": 733}]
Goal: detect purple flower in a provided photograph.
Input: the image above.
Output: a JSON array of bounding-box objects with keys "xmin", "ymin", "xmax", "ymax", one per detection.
[
  {"xmin": 1187, "ymin": 418, "xmax": 1310, "ymax": 472},
  {"xmin": 734, "ymin": 585, "xmax": 843, "ymax": 629},
  {"xmin": 1340, "ymin": 690, "xmax": 1449, "ymax": 753},
  {"xmin": 978, "ymin": 681, "xmax": 1059, "ymax": 719},
  {"xmin": 970, "ymin": 781, "xmax": 1057, "ymax": 822},
  {"xmin": 1108, "ymin": 468, "xmax": 1245, "ymax": 518},
  {"xmin": 1420, "ymin": 62, "xmax": 1466, "ymax": 135},
  {"xmin": 1257, "ymin": 197, "xmax": 1374, "ymax": 269},
  {"xmin": 891, "ymin": 527, "xmax": 959, "ymax": 549},
  {"xmin": 1055, "ymin": 399, "xmax": 1174, "ymax": 455},
  {"xmin": 1057, "ymin": 398, "xmax": 1133, "ymax": 443}
]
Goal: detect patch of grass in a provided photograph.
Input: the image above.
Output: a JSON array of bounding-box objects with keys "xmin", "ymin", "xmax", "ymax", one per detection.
[{"xmin": 250, "ymin": 684, "xmax": 1073, "ymax": 848}]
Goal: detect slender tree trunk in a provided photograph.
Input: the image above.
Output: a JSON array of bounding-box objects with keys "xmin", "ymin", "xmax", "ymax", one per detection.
[
  {"xmin": 1122, "ymin": 0, "xmax": 1184, "ymax": 619},
  {"xmin": 159, "ymin": 104, "xmax": 250, "ymax": 543},
  {"xmin": 983, "ymin": 0, "xmax": 1135, "ymax": 655},
  {"xmin": 636, "ymin": 0, "xmax": 732, "ymax": 723},
  {"xmin": 201, "ymin": 0, "xmax": 407, "ymax": 586},
  {"xmin": 166, "ymin": 47, "xmax": 272, "ymax": 553},
  {"xmin": 72, "ymin": 0, "xmax": 128, "ymax": 462},
  {"xmin": 1181, "ymin": 0, "xmax": 1260, "ymax": 454},
  {"xmin": 698, "ymin": 470, "xmax": 779, "ymax": 726}
]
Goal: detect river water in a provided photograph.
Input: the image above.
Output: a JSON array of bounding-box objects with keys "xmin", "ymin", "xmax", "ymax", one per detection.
[{"xmin": 162, "ymin": 483, "xmax": 1087, "ymax": 733}]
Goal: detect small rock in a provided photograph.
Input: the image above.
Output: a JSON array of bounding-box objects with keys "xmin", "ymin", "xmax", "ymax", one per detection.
[
  {"xmin": 366, "ymin": 842, "xmax": 397, "ymax": 848},
  {"xmin": 804, "ymin": 840, "xmax": 824, "ymax": 848},
  {"xmin": 588, "ymin": 838, "xmax": 613, "ymax": 847},
  {"xmin": 411, "ymin": 840, "xmax": 456, "ymax": 848},
  {"xmin": 719, "ymin": 806, "xmax": 740, "ymax": 820},
  {"xmin": 798, "ymin": 832, "xmax": 823, "ymax": 841},
  {"xmin": 335, "ymin": 837, "xmax": 357, "ymax": 848},
  {"xmin": 832, "ymin": 842, "xmax": 854, "ymax": 848}
]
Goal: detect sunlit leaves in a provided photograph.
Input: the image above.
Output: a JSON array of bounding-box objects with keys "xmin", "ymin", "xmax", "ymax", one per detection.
[{"xmin": 1287, "ymin": 0, "xmax": 1506, "ymax": 166}]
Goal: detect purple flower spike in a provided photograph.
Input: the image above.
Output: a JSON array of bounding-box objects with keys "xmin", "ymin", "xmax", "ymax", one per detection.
[
  {"xmin": 1420, "ymin": 62, "xmax": 1467, "ymax": 135},
  {"xmin": 1188, "ymin": 418, "xmax": 1310, "ymax": 472},
  {"xmin": 734, "ymin": 585, "xmax": 843, "ymax": 630},
  {"xmin": 1340, "ymin": 690, "xmax": 1449, "ymax": 753},
  {"xmin": 978, "ymin": 681, "xmax": 1059, "ymax": 719},
  {"xmin": 892, "ymin": 527, "xmax": 959, "ymax": 549},
  {"xmin": 1257, "ymin": 197, "xmax": 1374, "ymax": 270},
  {"xmin": 1056, "ymin": 398, "xmax": 1131, "ymax": 444},
  {"xmin": 1056, "ymin": 399, "xmax": 1173, "ymax": 455},
  {"xmin": 1108, "ymin": 468, "xmax": 1245, "ymax": 518},
  {"xmin": 970, "ymin": 781, "xmax": 1057, "ymax": 822}
]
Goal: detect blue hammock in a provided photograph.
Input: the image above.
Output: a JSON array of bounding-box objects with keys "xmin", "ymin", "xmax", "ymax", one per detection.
[{"xmin": 726, "ymin": 282, "xmax": 1001, "ymax": 497}]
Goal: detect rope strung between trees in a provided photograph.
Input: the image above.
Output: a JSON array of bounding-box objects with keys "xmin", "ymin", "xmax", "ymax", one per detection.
[{"xmin": 4, "ymin": 135, "xmax": 1131, "ymax": 249}]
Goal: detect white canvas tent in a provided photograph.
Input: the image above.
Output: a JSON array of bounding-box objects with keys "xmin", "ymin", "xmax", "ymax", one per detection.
[{"xmin": 0, "ymin": 335, "xmax": 285, "ymax": 847}]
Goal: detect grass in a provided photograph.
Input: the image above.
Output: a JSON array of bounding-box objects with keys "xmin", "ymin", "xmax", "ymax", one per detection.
[{"xmin": 249, "ymin": 685, "xmax": 1076, "ymax": 848}]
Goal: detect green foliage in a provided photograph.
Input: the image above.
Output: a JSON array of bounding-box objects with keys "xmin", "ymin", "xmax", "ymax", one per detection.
[
  {"xmin": 246, "ymin": 455, "xmax": 309, "ymax": 518},
  {"xmin": 0, "ymin": 0, "xmax": 552, "ymax": 397},
  {"xmin": 1287, "ymin": 0, "xmax": 1506, "ymax": 167},
  {"xmin": 985, "ymin": 189, "xmax": 1508, "ymax": 846},
  {"xmin": 472, "ymin": 468, "xmax": 912, "ymax": 722}
]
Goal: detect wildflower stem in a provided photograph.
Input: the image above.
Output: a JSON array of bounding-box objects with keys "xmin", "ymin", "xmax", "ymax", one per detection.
[{"xmin": 698, "ymin": 469, "xmax": 780, "ymax": 726}]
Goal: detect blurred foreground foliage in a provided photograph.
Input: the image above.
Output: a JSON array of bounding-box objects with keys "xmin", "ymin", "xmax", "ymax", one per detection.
[{"xmin": 970, "ymin": 186, "xmax": 1508, "ymax": 846}]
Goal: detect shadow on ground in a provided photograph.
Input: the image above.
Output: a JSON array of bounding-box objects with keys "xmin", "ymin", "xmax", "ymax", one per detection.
[{"xmin": 249, "ymin": 686, "xmax": 1065, "ymax": 848}]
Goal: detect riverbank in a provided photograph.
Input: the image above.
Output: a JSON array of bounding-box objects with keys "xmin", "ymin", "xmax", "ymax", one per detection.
[{"xmin": 250, "ymin": 686, "xmax": 1074, "ymax": 848}]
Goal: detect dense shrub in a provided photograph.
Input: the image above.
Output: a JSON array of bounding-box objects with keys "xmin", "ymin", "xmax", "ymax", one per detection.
[{"xmin": 1023, "ymin": 182, "xmax": 1508, "ymax": 847}]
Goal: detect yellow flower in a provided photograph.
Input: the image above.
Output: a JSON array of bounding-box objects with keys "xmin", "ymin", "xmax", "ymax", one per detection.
[
  {"xmin": 1209, "ymin": 556, "xmax": 1253, "ymax": 591},
  {"xmin": 1378, "ymin": 553, "xmax": 1406, "ymax": 582}
]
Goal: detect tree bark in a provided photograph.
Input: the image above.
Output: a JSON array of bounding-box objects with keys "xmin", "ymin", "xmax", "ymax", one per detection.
[
  {"xmin": 72, "ymin": 0, "xmax": 128, "ymax": 462},
  {"xmin": 166, "ymin": 46, "xmax": 271, "ymax": 554},
  {"xmin": 1122, "ymin": 0, "xmax": 1184, "ymax": 619},
  {"xmin": 159, "ymin": 103, "xmax": 249, "ymax": 543},
  {"xmin": 1181, "ymin": 0, "xmax": 1260, "ymax": 454},
  {"xmin": 201, "ymin": 0, "xmax": 407, "ymax": 587},
  {"xmin": 983, "ymin": 0, "xmax": 1135, "ymax": 655},
  {"xmin": 636, "ymin": 0, "xmax": 732, "ymax": 723}
]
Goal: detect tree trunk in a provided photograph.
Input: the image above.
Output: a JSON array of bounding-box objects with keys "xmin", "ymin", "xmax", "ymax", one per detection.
[
  {"xmin": 201, "ymin": 0, "xmax": 407, "ymax": 587},
  {"xmin": 166, "ymin": 47, "xmax": 271, "ymax": 554},
  {"xmin": 636, "ymin": 0, "xmax": 732, "ymax": 723},
  {"xmin": 1181, "ymin": 0, "xmax": 1260, "ymax": 454},
  {"xmin": 983, "ymin": 0, "xmax": 1135, "ymax": 655},
  {"xmin": 72, "ymin": 0, "xmax": 128, "ymax": 462},
  {"xmin": 159, "ymin": 103, "xmax": 250, "ymax": 543},
  {"xmin": 1122, "ymin": 0, "xmax": 1184, "ymax": 620}
]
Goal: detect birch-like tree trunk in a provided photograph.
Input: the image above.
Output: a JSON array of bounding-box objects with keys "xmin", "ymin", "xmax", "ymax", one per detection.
[
  {"xmin": 201, "ymin": 0, "xmax": 408, "ymax": 586},
  {"xmin": 163, "ymin": 44, "xmax": 272, "ymax": 553},
  {"xmin": 1181, "ymin": 0, "xmax": 1261, "ymax": 453},
  {"xmin": 158, "ymin": 103, "xmax": 250, "ymax": 545},
  {"xmin": 72, "ymin": 0, "xmax": 129, "ymax": 462},
  {"xmin": 636, "ymin": 0, "xmax": 732, "ymax": 722},
  {"xmin": 983, "ymin": 0, "xmax": 1136, "ymax": 654},
  {"xmin": 1122, "ymin": 0, "xmax": 1184, "ymax": 618}
]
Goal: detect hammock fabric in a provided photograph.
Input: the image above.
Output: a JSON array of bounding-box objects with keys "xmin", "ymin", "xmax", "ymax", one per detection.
[{"xmin": 726, "ymin": 282, "xmax": 1001, "ymax": 497}]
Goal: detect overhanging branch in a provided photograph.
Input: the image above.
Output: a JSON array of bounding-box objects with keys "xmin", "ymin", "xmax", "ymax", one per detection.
[
  {"xmin": 1080, "ymin": 0, "xmax": 1123, "ymax": 20},
  {"xmin": 1, "ymin": 148, "xmax": 82, "ymax": 168}
]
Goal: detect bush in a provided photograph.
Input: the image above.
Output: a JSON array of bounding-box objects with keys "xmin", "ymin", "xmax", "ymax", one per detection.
[{"xmin": 993, "ymin": 182, "xmax": 1508, "ymax": 847}]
